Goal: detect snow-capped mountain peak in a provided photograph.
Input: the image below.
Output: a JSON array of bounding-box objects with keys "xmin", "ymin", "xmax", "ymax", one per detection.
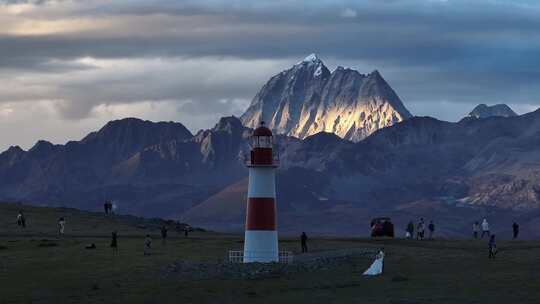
[
  {"xmin": 300, "ymin": 53, "xmax": 320, "ymax": 63},
  {"xmin": 241, "ymin": 55, "xmax": 412, "ymax": 142}
]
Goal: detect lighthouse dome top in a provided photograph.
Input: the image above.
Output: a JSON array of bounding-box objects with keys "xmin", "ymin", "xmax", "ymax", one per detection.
[{"xmin": 253, "ymin": 121, "xmax": 273, "ymax": 137}]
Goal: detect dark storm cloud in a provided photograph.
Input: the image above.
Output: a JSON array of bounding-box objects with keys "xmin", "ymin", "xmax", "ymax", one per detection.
[
  {"xmin": 1, "ymin": 0, "xmax": 540, "ymax": 150},
  {"xmin": 4, "ymin": 1, "xmax": 540, "ymax": 62}
]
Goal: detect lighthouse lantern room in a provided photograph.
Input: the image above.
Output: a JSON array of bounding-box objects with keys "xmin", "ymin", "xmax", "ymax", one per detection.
[{"xmin": 243, "ymin": 121, "xmax": 279, "ymax": 263}]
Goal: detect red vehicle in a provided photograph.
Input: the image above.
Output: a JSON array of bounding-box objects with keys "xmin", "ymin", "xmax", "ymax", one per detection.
[{"xmin": 370, "ymin": 217, "xmax": 395, "ymax": 237}]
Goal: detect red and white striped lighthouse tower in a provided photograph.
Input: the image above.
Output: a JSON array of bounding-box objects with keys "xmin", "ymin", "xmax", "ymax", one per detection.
[{"xmin": 243, "ymin": 121, "xmax": 279, "ymax": 263}]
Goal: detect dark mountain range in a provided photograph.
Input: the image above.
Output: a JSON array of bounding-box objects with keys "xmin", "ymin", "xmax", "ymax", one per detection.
[
  {"xmin": 0, "ymin": 117, "xmax": 247, "ymax": 217},
  {"xmin": 2, "ymin": 109, "xmax": 540, "ymax": 237},
  {"xmin": 0, "ymin": 54, "xmax": 537, "ymax": 237},
  {"xmin": 241, "ymin": 54, "xmax": 412, "ymax": 142},
  {"xmin": 185, "ymin": 110, "xmax": 540, "ymax": 237}
]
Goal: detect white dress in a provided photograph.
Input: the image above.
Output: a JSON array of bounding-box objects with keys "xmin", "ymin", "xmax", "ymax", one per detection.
[{"xmin": 363, "ymin": 251, "xmax": 384, "ymax": 276}]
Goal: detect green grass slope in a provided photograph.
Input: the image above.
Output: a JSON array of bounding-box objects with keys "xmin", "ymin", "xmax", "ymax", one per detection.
[{"xmin": 1, "ymin": 203, "xmax": 540, "ymax": 304}]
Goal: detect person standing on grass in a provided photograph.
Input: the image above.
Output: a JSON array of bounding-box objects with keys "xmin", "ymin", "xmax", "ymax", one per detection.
[
  {"xmin": 21, "ymin": 211, "xmax": 26, "ymax": 228},
  {"xmin": 161, "ymin": 226, "xmax": 168, "ymax": 245},
  {"xmin": 428, "ymin": 220, "xmax": 435, "ymax": 239},
  {"xmin": 488, "ymin": 234, "xmax": 497, "ymax": 259},
  {"xmin": 481, "ymin": 219, "xmax": 490, "ymax": 239},
  {"xmin": 17, "ymin": 211, "xmax": 27, "ymax": 228},
  {"xmin": 17, "ymin": 211, "xmax": 23, "ymax": 227},
  {"xmin": 363, "ymin": 248, "xmax": 384, "ymax": 276},
  {"xmin": 144, "ymin": 234, "xmax": 152, "ymax": 256},
  {"xmin": 301, "ymin": 232, "xmax": 308, "ymax": 253},
  {"xmin": 58, "ymin": 217, "xmax": 66, "ymax": 235},
  {"xmin": 406, "ymin": 221, "xmax": 415, "ymax": 239},
  {"xmin": 417, "ymin": 218, "xmax": 425, "ymax": 240},
  {"xmin": 184, "ymin": 226, "xmax": 189, "ymax": 238},
  {"xmin": 110, "ymin": 231, "xmax": 118, "ymax": 254},
  {"xmin": 512, "ymin": 222, "xmax": 519, "ymax": 239},
  {"xmin": 473, "ymin": 221, "xmax": 480, "ymax": 239}
]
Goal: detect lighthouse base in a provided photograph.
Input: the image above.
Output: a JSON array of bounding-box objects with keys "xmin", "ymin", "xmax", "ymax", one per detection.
[{"xmin": 243, "ymin": 230, "xmax": 278, "ymax": 263}]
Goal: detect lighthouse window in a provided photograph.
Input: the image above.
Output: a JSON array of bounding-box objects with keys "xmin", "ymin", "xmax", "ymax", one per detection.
[{"xmin": 255, "ymin": 136, "xmax": 272, "ymax": 148}]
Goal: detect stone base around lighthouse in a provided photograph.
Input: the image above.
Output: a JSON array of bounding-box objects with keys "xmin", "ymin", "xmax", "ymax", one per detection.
[{"xmin": 243, "ymin": 230, "xmax": 279, "ymax": 263}]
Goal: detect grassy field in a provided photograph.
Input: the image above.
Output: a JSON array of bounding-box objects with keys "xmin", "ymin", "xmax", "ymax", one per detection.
[{"xmin": 1, "ymin": 203, "xmax": 540, "ymax": 304}]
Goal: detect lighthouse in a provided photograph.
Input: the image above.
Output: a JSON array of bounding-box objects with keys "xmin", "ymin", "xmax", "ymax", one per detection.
[{"xmin": 243, "ymin": 122, "xmax": 279, "ymax": 263}]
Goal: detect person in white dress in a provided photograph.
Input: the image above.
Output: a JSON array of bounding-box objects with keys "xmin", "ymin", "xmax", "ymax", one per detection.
[{"xmin": 363, "ymin": 249, "xmax": 385, "ymax": 276}]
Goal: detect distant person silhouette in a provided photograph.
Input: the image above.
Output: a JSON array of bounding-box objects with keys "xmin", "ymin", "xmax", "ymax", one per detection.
[
  {"xmin": 17, "ymin": 211, "xmax": 23, "ymax": 227},
  {"xmin": 184, "ymin": 226, "xmax": 189, "ymax": 238},
  {"xmin": 161, "ymin": 226, "xmax": 168, "ymax": 245},
  {"xmin": 488, "ymin": 234, "xmax": 497, "ymax": 259},
  {"xmin": 406, "ymin": 221, "xmax": 415, "ymax": 239},
  {"xmin": 17, "ymin": 211, "xmax": 27, "ymax": 228},
  {"xmin": 107, "ymin": 201, "xmax": 115, "ymax": 215},
  {"xmin": 512, "ymin": 222, "xmax": 519, "ymax": 239},
  {"xmin": 481, "ymin": 219, "xmax": 490, "ymax": 238},
  {"xmin": 416, "ymin": 218, "xmax": 425, "ymax": 240},
  {"xmin": 144, "ymin": 235, "xmax": 152, "ymax": 256},
  {"xmin": 428, "ymin": 221, "xmax": 435, "ymax": 239},
  {"xmin": 473, "ymin": 221, "xmax": 480, "ymax": 239},
  {"xmin": 301, "ymin": 232, "xmax": 308, "ymax": 253},
  {"xmin": 58, "ymin": 217, "xmax": 66, "ymax": 235},
  {"xmin": 110, "ymin": 231, "xmax": 118, "ymax": 254},
  {"xmin": 104, "ymin": 201, "xmax": 113, "ymax": 215}
]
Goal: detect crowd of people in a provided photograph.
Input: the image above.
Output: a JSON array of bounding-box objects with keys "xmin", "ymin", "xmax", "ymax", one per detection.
[
  {"xmin": 403, "ymin": 217, "xmax": 523, "ymax": 259},
  {"xmin": 11, "ymin": 207, "xmax": 523, "ymax": 260},
  {"xmin": 405, "ymin": 218, "xmax": 436, "ymax": 240},
  {"xmin": 472, "ymin": 218, "xmax": 492, "ymax": 239}
]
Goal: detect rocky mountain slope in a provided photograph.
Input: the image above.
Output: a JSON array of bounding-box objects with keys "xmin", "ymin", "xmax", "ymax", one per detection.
[
  {"xmin": 2, "ymin": 109, "xmax": 540, "ymax": 236},
  {"xmin": 0, "ymin": 117, "xmax": 249, "ymax": 217},
  {"xmin": 185, "ymin": 110, "xmax": 540, "ymax": 236},
  {"xmin": 240, "ymin": 54, "xmax": 412, "ymax": 142},
  {"xmin": 467, "ymin": 104, "xmax": 517, "ymax": 119}
]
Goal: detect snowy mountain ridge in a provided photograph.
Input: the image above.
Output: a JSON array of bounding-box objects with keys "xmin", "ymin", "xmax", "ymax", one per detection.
[
  {"xmin": 240, "ymin": 54, "xmax": 412, "ymax": 142},
  {"xmin": 468, "ymin": 104, "xmax": 518, "ymax": 119}
]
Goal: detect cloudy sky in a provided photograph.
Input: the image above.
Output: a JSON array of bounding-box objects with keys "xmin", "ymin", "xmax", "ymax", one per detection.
[{"xmin": 1, "ymin": 0, "xmax": 540, "ymax": 151}]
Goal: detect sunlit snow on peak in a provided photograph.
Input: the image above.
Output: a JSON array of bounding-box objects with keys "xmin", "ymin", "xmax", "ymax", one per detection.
[{"xmin": 297, "ymin": 53, "xmax": 320, "ymax": 65}]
